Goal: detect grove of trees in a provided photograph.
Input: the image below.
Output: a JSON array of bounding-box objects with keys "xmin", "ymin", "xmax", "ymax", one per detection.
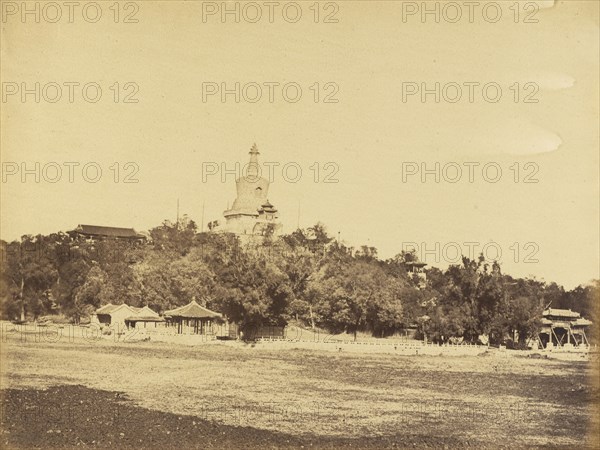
[{"xmin": 1, "ymin": 217, "xmax": 598, "ymax": 346}]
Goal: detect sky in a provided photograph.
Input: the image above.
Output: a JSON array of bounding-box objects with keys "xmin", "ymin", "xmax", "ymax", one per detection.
[{"xmin": 1, "ymin": 0, "xmax": 598, "ymax": 288}]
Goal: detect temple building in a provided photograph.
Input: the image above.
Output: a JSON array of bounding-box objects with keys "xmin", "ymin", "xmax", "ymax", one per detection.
[
  {"xmin": 538, "ymin": 308, "xmax": 592, "ymax": 349},
  {"xmin": 405, "ymin": 261, "xmax": 427, "ymax": 289},
  {"xmin": 70, "ymin": 224, "xmax": 147, "ymax": 243},
  {"xmin": 211, "ymin": 144, "xmax": 282, "ymax": 238}
]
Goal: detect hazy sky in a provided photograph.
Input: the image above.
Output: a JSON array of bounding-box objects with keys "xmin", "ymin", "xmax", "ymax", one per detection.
[{"xmin": 2, "ymin": 1, "xmax": 598, "ymax": 288}]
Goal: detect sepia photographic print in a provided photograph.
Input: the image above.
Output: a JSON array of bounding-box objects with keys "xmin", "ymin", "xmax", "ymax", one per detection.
[{"xmin": 1, "ymin": 1, "xmax": 599, "ymax": 448}]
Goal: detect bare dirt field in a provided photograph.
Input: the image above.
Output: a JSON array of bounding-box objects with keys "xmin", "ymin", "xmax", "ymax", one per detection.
[{"xmin": 1, "ymin": 332, "xmax": 598, "ymax": 449}]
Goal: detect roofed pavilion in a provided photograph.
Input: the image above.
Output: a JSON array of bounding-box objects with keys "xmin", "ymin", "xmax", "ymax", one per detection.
[{"xmin": 164, "ymin": 300, "xmax": 224, "ymax": 335}]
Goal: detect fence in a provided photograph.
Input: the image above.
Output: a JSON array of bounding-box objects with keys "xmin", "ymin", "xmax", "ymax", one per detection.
[{"xmin": 253, "ymin": 338, "xmax": 489, "ymax": 356}]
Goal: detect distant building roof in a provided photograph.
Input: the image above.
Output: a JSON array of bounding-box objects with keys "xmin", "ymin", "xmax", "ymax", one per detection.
[
  {"xmin": 574, "ymin": 317, "xmax": 593, "ymax": 326},
  {"xmin": 74, "ymin": 224, "xmax": 145, "ymax": 239},
  {"xmin": 125, "ymin": 306, "xmax": 161, "ymax": 321},
  {"xmin": 96, "ymin": 304, "xmax": 157, "ymax": 317},
  {"xmin": 405, "ymin": 261, "xmax": 427, "ymax": 267},
  {"xmin": 259, "ymin": 200, "xmax": 277, "ymax": 213},
  {"xmin": 543, "ymin": 308, "xmax": 582, "ymax": 319},
  {"xmin": 137, "ymin": 306, "xmax": 159, "ymax": 317},
  {"xmin": 96, "ymin": 303, "xmax": 120, "ymax": 314},
  {"xmin": 164, "ymin": 301, "xmax": 222, "ymax": 319}
]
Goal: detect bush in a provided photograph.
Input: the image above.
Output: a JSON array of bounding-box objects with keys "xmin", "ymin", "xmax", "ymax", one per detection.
[{"xmin": 36, "ymin": 314, "xmax": 71, "ymax": 325}]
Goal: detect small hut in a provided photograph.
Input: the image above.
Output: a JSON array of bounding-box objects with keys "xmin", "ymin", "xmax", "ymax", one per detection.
[
  {"xmin": 164, "ymin": 301, "xmax": 225, "ymax": 336},
  {"xmin": 92, "ymin": 303, "xmax": 137, "ymax": 330},
  {"xmin": 124, "ymin": 306, "xmax": 164, "ymax": 329}
]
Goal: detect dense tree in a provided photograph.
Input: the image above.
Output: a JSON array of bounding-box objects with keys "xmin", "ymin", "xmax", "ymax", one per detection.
[
  {"xmin": 149, "ymin": 216, "xmax": 198, "ymax": 256},
  {"xmin": 213, "ymin": 250, "xmax": 292, "ymax": 333},
  {"xmin": 279, "ymin": 225, "xmax": 333, "ymax": 328},
  {"xmin": 317, "ymin": 260, "xmax": 403, "ymax": 340},
  {"xmin": 1, "ymin": 221, "xmax": 596, "ymax": 347},
  {"xmin": 70, "ymin": 265, "xmax": 106, "ymax": 323},
  {"xmin": 501, "ymin": 295, "xmax": 544, "ymax": 348},
  {"xmin": 1, "ymin": 236, "xmax": 59, "ymax": 321}
]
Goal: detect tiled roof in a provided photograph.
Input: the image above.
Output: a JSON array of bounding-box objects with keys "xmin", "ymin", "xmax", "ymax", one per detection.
[
  {"xmin": 543, "ymin": 308, "xmax": 581, "ymax": 318},
  {"xmin": 74, "ymin": 224, "xmax": 144, "ymax": 239},
  {"xmin": 96, "ymin": 303, "xmax": 119, "ymax": 314},
  {"xmin": 137, "ymin": 306, "xmax": 159, "ymax": 317},
  {"xmin": 96, "ymin": 304, "xmax": 156, "ymax": 316},
  {"xmin": 260, "ymin": 200, "xmax": 277, "ymax": 213},
  {"xmin": 164, "ymin": 301, "xmax": 222, "ymax": 319}
]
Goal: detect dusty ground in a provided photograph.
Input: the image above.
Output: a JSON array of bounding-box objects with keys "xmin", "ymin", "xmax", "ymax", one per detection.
[{"xmin": 0, "ymin": 331, "xmax": 598, "ymax": 449}]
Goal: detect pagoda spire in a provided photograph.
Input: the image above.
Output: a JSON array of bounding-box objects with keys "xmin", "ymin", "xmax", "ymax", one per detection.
[{"xmin": 247, "ymin": 143, "xmax": 260, "ymax": 180}]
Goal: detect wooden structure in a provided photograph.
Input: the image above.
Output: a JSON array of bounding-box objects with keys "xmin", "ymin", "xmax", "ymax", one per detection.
[
  {"xmin": 405, "ymin": 261, "xmax": 427, "ymax": 288},
  {"xmin": 539, "ymin": 308, "xmax": 592, "ymax": 348},
  {"xmin": 246, "ymin": 325, "xmax": 286, "ymax": 340},
  {"xmin": 92, "ymin": 304, "xmax": 138, "ymax": 330},
  {"xmin": 71, "ymin": 224, "xmax": 147, "ymax": 243},
  {"xmin": 92, "ymin": 304, "xmax": 162, "ymax": 331},
  {"xmin": 124, "ymin": 306, "xmax": 164, "ymax": 329},
  {"xmin": 164, "ymin": 301, "xmax": 231, "ymax": 337}
]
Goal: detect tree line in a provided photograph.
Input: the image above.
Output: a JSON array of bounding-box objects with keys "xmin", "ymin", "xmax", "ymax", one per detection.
[{"xmin": 1, "ymin": 217, "xmax": 597, "ymax": 346}]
